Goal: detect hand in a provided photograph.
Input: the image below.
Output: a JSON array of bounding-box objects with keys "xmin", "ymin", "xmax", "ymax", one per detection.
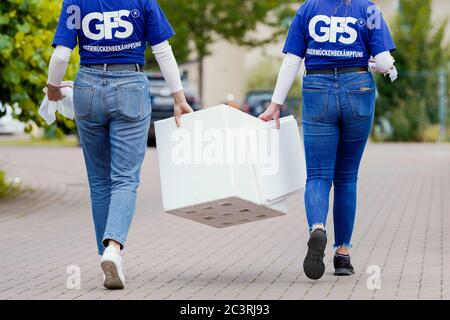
[
  {"xmin": 368, "ymin": 59, "xmax": 382, "ymax": 73},
  {"xmin": 370, "ymin": 59, "xmax": 398, "ymax": 82},
  {"xmin": 258, "ymin": 102, "xmax": 281, "ymax": 129},
  {"xmin": 47, "ymin": 84, "xmax": 64, "ymax": 101},
  {"xmin": 173, "ymin": 91, "xmax": 194, "ymax": 127}
]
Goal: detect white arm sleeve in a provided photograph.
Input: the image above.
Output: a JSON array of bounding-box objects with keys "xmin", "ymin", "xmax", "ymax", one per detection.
[
  {"xmin": 48, "ymin": 45, "xmax": 73, "ymax": 86},
  {"xmin": 151, "ymin": 41, "xmax": 183, "ymax": 94},
  {"xmin": 373, "ymin": 51, "xmax": 395, "ymax": 73},
  {"xmin": 271, "ymin": 53, "xmax": 303, "ymax": 105}
]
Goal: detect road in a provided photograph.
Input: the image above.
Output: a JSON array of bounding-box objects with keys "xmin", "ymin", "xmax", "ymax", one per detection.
[{"xmin": 0, "ymin": 143, "xmax": 449, "ymax": 300}]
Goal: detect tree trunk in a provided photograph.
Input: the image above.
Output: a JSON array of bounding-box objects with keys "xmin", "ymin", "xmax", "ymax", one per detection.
[{"xmin": 198, "ymin": 55, "xmax": 204, "ymax": 106}]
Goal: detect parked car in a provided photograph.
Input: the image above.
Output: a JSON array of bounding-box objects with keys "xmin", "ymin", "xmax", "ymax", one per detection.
[
  {"xmin": 147, "ymin": 72, "xmax": 201, "ymax": 146},
  {"xmin": 0, "ymin": 103, "xmax": 25, "ymax": 135},
  {"xmin": 241, "ymin": 90, "xmax": 293, "ymax": 118}
]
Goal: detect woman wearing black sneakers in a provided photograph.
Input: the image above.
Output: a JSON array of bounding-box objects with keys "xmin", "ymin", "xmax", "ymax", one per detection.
[{"xmin": 259, "ymin": 0, "xmax": 397, "ymax": 279}]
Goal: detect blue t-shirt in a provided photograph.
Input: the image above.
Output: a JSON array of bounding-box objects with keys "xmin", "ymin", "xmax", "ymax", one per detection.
[
  {"xmin": 283, "ymin": 0, "xmax": 396, "ymax": 69},
  {"xmin": 53, "ymin": 0, "xmax": 175, "ymax": 65}
]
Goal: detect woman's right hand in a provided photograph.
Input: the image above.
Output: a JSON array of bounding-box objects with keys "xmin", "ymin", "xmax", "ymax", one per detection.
[
  {"xmin": 47, "ymin": 84, "xmax": 65, "ymax": 101},
  {"xmin": 258, "ymin": 102, "xmax": 281, "ymax": 129},
  {"xmin": 173, "ymin": 91, "xmax": 194, "ymax": 127}
]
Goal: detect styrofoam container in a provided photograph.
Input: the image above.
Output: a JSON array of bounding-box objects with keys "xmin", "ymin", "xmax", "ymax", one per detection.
[{"xmin": 155, "ymin": 104, "xmax": 306, "ymax": 228}]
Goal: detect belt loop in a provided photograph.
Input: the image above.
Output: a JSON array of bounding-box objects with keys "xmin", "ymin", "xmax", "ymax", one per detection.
[
  {"xmin": 136, "ymin": 63, "xmax": 140, "ymax": 72},
  {"xmin": 334, "ymin": 67, "xmax": 338, "ymax": 78},
  {"xmin": 103, "ymin": 64, "xmax": 107, "ymax": 72}
]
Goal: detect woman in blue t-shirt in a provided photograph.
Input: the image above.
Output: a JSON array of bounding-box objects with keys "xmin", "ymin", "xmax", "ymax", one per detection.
[
  {"xmin": 47, "ymin": 0, "xmax": 193, "ymax": 289},
  {"xmin": 259, "ymin": 0, "xmax": 398, "ymax": 280}
]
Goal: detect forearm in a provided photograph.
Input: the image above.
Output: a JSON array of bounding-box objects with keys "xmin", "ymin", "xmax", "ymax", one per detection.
[
  {"xmin": 271, "ymin": 53, "xmax": 303, "ymax": 105},
  {"xmin": 48, "ymin": 46, "xmax": 72, "ymax": 86},
  {"xmin": 151, "ymin": 41, "xmax": 184, "ymax": 94}
]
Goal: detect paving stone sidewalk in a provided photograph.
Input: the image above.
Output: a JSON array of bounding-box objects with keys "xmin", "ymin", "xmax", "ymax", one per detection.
[{"xmin": 0, "ymin": 143, "xmax": 449, "ymax": 300}]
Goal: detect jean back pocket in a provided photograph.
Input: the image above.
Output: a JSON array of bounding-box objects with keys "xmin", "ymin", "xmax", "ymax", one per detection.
[
  {"xmin": 115, "ymin": 84, "xmax": 149, "ymax": 122},
  {"xmin": 73, "ymin": 85, "xmax": 95, "ymax": 120},
  {"xmin": 346, "ymin": 87, "xmax": 376, "ymax": 120},
  {"xmin": 302, "ymin": 88, "xmax": 329, "ymax": 122}
]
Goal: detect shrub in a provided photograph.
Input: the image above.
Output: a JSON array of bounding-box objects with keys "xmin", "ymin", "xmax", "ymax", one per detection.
[{"xmin": 0, "ymin": 170, "xmax": 21, "ymax": 198}]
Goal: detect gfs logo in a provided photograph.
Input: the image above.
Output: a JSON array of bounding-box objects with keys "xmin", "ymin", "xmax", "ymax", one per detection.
[
  {"xmin": 83, "ymin": 11, "xmax": 133, "ymax": 40},
  {"xmin": 307, "ymin": 5, "xmax": 383, "ymax": 45},
  {"xmin": 66, "ymin": 5, "xmax": 137, "ymax": 40},
  {"xmin": 309, "ymin": 15, "xmax": 358, "ymax": 44}
]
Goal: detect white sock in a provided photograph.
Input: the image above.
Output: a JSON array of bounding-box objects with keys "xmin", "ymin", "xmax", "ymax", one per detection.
[{"xmin": 312, "ymin": 224, "xmax": 326, "ymax": 232}]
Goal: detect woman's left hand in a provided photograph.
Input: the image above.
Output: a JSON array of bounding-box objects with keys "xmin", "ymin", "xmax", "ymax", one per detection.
[
  {"xmin": 259, "ymin": 102, "xmax": 281, "ymax": 129},
  {"xmin": 368, "ymin": 59, "xmax": 381, "ymax": 73}
]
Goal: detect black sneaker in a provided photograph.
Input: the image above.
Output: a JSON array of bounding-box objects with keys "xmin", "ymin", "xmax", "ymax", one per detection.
[
  {"xmin": 333, "ymin": 253, "xmax": 355, "ymax": 276},
  {"xmin": 303, "ymin": 229, "xmax": 327, "ymax": 280}
]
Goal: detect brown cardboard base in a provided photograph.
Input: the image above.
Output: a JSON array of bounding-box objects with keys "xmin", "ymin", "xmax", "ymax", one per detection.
[{"xmin": 168, "ymin": 197, "xmax": 285, "ymax": 228}]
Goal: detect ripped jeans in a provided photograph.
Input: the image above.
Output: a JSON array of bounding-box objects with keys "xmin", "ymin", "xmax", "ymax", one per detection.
[{"xmin": 301, "ymin": 71, "xmax": 375, "ymax": 249}]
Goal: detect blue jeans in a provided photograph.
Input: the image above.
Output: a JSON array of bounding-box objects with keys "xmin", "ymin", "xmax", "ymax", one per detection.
[
  {"xmin": 74, "ymin": 67, "xmax": 151, "ymax": 255},
  {"xmin": 302, "ymin": 71, "xmax": 376, "ymax": 249}
]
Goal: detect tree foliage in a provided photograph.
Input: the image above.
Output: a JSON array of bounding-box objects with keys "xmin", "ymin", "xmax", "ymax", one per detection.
[
  {"xmin": 0, "ymin": 0, "xmax": 301, "ymax": 128},
  {"xmin": 153, "ymin": 0, "xmax": 299, "ymax": 100},
  {"xmin": 375, "ymin": 0, "xmax": 449, "ymax": 141},
  {"xmin": 245, "ymin": 57, "xmax": 301, "ymax": 97},
  {"xmin": 0, "ymin": 0, "xmax": 79, "ymax": 133}
]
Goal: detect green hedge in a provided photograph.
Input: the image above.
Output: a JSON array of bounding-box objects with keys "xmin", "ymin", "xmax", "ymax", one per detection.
[{"xmin": 0, "ymin": 170, "xmax": 20, "ymax": 198}]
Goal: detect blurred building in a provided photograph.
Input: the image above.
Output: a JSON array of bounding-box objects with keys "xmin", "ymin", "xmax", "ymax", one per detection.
[{"xmin": 180, "ymin": 0, "xmax": 450, "ymax": 108}]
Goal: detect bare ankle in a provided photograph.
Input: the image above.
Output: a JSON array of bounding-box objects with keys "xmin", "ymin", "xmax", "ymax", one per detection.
[
  {"xmin": 336, "ymin": 246, "xmax": 350, "ymax": 256},
  {"xmin": 108, "ymin": 240, "xmax": 122, "ymax": 252}
]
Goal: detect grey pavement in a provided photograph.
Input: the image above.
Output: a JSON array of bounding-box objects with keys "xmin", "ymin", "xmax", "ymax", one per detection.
[{"xmin": 0, "ymin": 143, "xmax": 449, "ymax": 300}]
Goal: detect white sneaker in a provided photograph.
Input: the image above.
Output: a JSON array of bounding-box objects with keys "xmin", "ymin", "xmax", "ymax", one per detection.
[{"xmin": 101, "ymin": 246, "xmax": 125, "ymax": 289}]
